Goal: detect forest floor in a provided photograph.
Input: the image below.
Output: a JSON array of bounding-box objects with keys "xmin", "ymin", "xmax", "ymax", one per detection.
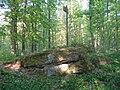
[{"xmin": 0, "ymin": 47, "xmax": 120, "ymax": 90}]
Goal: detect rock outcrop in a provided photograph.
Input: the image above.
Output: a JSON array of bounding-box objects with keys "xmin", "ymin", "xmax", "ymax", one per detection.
[{"xmin": 3, "ymin": 47, "xmax": 100, "ymax": 76}]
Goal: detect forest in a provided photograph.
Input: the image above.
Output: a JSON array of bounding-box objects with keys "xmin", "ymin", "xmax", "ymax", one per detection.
[{"xmin": 0, "ymin": 0, "xmax": 120, "ymax": 90}]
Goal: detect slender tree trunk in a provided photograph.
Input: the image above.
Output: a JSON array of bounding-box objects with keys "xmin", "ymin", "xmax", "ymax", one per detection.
[
  {"xmin": 101, "ymin": 6, "xmax": 105, "ymax": 51},
  {"xmin": 63, "ymin": 6, "xmax": 69, "ymax": 47},
  {"xmin": 34, "ymin": 23, "xmax": 37, "ymax": 51},
  {"xmin": 11, "ymin": 19, "xmax": 17, "ymax": 55},
  {"xmin": 31, "ymin": 2, "xmax": 37, "ymax": 53},
  {"xmin": 106, "ymin": 0, "xmax": 110, "ymax": 50},
  {"xmin": 66, "ymin": 9, "xmax": 69, "ymax": 47},
  {"xmin": 78, "ymin": 19, "xmax": 81, "ymax": 45},
  {"xmin": 11, "ymin": 10, "xmax": 17, "ymax": 55},
  {"xmin": 51, "ymin": 27, "xmax": 54, "ymax": 47},
  {"xmin": 22, "ymin": 0, "xmax": 27, "ymax": 54},
  {"xmin": 42, "ymin": 28, "xmax": 45, "ymax": 49},
  {"xmin": 31, "ymin": 38, "xmax": 34, "ymax": 53},
  {"xmin": 101, "ymin": 13, "xmax": 105, "ymax": 49},
  {"xmin": 115, "ymin": 0, "xmax": 119, "ymax": 51},
  {"xmin": 0, "ymin": 37, "xmax": 1, "ymax": 49},
  {"xmin": 89, "ymin": 0, "xmax": 95, "ymax": 52},
  {"xmin": 31, "ymin": 23, "xmax": 37, "ymax": 53},
  {"xmin": 48, "ymin": 0, "xmax": 51, "ymax": 48},
  {"xmin": 31, "ymin": 23, "xmax": 34, "ymax": 53}
]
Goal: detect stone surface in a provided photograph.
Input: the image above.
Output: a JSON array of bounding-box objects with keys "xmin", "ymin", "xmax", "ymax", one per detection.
[
  {"xmin": 43, "ymin": 51, "xmax": 96, "ymax": 76},
  {"xmin": 3, "ymin": 47, "xmax": 99, "ymax": 76}
]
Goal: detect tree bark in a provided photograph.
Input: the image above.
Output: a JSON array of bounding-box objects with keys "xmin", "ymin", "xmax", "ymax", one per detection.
[
  {"xmin": 106, "ymin": 0, "xmax": 110, "ymax": 50},
  {"xmin": 48, "ymin": 0, "xmax": 51, "ymax": 48},
  {"xmin": 10, "ymin": 4, "xmax": 18, "ymax": 55},
  {"xmin": 22, "ymin": 0, "xmax": 27, "ymax": 54},
  {"xmin": 115, "ymin": 0, "xmax": 119, "ymax": 51},
  {"xmin": 89, "ymin": 0, "xmax": 95, "ymax": 52}
]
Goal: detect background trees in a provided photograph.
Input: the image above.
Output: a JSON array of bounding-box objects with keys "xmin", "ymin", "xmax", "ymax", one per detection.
[{"xmin": 0, "ymin": 0, "xmax": 120, "ymax": 58}]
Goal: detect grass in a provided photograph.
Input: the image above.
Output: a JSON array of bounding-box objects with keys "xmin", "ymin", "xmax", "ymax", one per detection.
[
  {"xmin": 0, "ymin": 70, "xmax": 120, "ymax": 90},
  {"xmin": 0, "ymin": 52, "xmax": 120, "ymax": 90}
]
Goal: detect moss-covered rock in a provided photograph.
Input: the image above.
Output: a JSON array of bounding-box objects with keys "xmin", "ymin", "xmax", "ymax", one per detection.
[
  {"xmin": 19, "ymin": 47, "xmax": 90, "ymax": 67},
  {"xmin": 3, "ymin": 47, "xmax": 103, "ymax": 76}
]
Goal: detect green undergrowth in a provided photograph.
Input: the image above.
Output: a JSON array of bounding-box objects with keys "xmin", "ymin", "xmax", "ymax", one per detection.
[
  {"xmin": 0, "ymin": 51, "xmax": 16, "ymax": 63},
  {"xmin": 0, "ymin": 69, "xmax": 120, "ymax": 90},
  {"xmin": 0, "ymin": 51, "xmax": 120, "ymax": 90},
  {"xmin": 0, "ymin": 52, "xmax": 120, "ymax": 90}
]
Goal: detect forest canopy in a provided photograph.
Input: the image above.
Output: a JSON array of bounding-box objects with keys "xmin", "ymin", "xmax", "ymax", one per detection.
[
  {"xmin": 0, "ymin": 0, "xmax": 120, "ymax": 58},
  {"xmin": 0, "ymin": 0, "xmax": 120, "ymax": 90}
]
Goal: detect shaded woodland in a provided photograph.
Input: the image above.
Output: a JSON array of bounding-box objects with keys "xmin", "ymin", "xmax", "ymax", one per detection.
[{"xmin": 0, "ymin": 0, "xmax": 120, "ymax": 90}]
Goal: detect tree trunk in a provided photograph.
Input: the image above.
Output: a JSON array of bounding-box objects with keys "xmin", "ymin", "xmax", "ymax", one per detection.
[
  {"xmin": 11, "ymin": 10, "xmax": 17, "ymax": 55},
  {"xmin": 31, "ymin": 23, "xmax": 37, "ymax": 53},
  {"xmin": 66, "ymin": 10, "xmax": 69, "ymax": 47},
  {"xmin": 48, "ymin": 0, "xmax": 51, "ymax": 48},
  {"xmin": 106, "ymin": 0, "xmax": 110, "ymax": 50},
  {"xmin": 89, "ymin": 0, "xmax": 95, "ymax": 52},
  {"xmin": 22, "ymin": 0, "xmax": 27, "ymax": 54},
  {"xmin": 115, "ymin": 0, "xmax": 119, "ymax": 51}
]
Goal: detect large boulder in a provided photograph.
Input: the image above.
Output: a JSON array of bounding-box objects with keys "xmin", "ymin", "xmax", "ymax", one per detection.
[
  {"xmin": 4, "ymin": 47, "xmax": 99, "ymax": 76},
  {"xmin": 20, "ymin": 47, "xmax": 90, "ymax": 68},
  {"xmin": 43, "ymin": 53, "xmax": 97, "ymax": 76}
]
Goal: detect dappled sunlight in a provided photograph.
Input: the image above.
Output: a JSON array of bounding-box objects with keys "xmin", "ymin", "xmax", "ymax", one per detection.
[
  {"xmin": 0, "ymin": 0, "xmax": 120, "ymax": 89},
  {"xmin": 99, "ymin": 59, "xmax": 108, "ymax": 65},
  {"xmin": 4, "ymin": 61, "xmax": 21, "ymax": 70},
  {"xmin": 58, "ymin": 56, "xmax": 64, "ymax": 61},
  {"xmin": 58, "ymin": 64, "xmax": 69, "ymax": 71},
  {"xmin": 4, "ymin": 64, "xmax": 12, "ymax": 68},
  {"xmin": 67, "ymin": 64, "xmax": 79, "ymax": 74},
  {"xmin": 58, "ymin": 64, "xmax": 78, "ymax": 74},
  {"xmin": 60, "ymin": 48, "xmax": 68, "ymax": 51}
]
